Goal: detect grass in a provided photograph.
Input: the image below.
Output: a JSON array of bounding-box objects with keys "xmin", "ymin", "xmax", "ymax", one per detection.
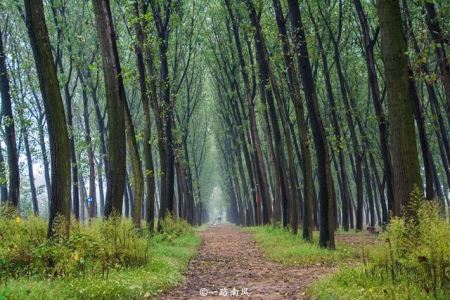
[
  {"xmin": 309, "ymin": 197, "xmax": 450, "ymax": 299},
  {"xmin": 1, "ymin": 234, "xmax": 200, "ymax": 300},
  {"xmin": 0, "ymin": 211, "xmax": 201, "ymax": 300},
  {"xmin": 1, "ymin": 233, "xmax": 200, "ymax": 299},
  {"xmin": 245, "ymin": 226, "xmax": 364, "ymax": 267},
  {"xmin": 309, "ymin": 266, "xmax": 439, "ymax": 300}
]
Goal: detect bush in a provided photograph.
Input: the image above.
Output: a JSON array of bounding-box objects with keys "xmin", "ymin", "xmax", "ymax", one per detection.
[
  {"xmin": 156, "ymin": 215, "xmax": 193, "ymax": 243},
  {"xmin": 310, "ymin": 199, "xmax": 450, "ymax": 299},
  {"xmin": 0, "ymin": 214, "xmax": 148, "ymax": 282},
  {"xmin": 0, "ymin": 229, "xmax": 201, "ymax": 299}
]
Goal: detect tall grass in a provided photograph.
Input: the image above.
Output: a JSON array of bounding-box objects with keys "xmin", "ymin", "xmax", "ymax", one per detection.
[
  {"xmin": 0, "ymin": 210, "xmax": 201, "ymax": 299},
  {"xmin": 310, "ymin": 200, "xmax": 450, "ymax": 299}
]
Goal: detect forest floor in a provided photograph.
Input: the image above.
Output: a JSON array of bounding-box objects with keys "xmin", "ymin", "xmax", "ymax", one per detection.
[{"xmin": 158, "ymin": 224, "xmax": 339, "ymax": 299}]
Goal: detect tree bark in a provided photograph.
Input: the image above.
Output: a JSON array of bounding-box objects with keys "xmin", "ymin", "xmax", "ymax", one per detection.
[
  {"xmin": 92, "ymin": 0, "xmax": 126, "ymax": 217},
  {"xmin": 80, "ymin": 73, "xmax": 97, "ymax": 218},
  {"xmin": 0, "ymin": 26, "xmax": 20, "ymax": 209},
  {"xmin": 133, "ymin": 1, "xmax": 156, "ymax": 231},
  {"xmin": 272, "ymin": 0, "xmax": 314, "ymax": 239},
  {"xmin": 377, "ymin": 0, "xmax": 422, "ymax": 218},
  {"xmin": 424, "ymin": 2, "xmax": 450, "ymax": 109},
  {"xmin": 24, "ymin": 0, "xmax": 71, "ymax": 237},
  {"xmin": 353, "ymin": 0, "xmax": 393, "ymax": 224},
  {"xmin": 289, "ymin": 0, "xmax": 335, "ymax": 248}
]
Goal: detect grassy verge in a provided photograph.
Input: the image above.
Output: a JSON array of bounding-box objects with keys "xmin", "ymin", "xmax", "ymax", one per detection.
[
  {"xmin": 0, "ymin": 213, "xmax": 201, "ymax": 300},
  {"xmin": 309, "ymin": 199, "xmax": 450, "ymax": 299},
  {"xmin": 245, "ymin": 226, "xmax": 364, "ymax": 266},
  {"xmin": 1, "ymin": 233, "xmax": 200, "ymax": 300},
  {"xmin": 309, "ymin": 266, "xmax": 436, "ymax": 300}
]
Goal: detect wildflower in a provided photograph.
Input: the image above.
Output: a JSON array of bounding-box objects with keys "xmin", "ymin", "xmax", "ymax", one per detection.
[
  {"xmin": 72, "ymin": 252, "xmax": 80, "ymax": 261},
  {"xmin": 15, "ymin": 216, "xmax": 21, "ymax": 224}
]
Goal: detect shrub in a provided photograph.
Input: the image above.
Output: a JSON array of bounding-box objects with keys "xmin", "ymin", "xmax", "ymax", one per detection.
[
  {"xmin": 310, "ymin": 199, "xmax": 450, "ymax": 299},
  {"xmin": 0, "ymin": 215, "xmax": 148, "ymax": 283},
  {"xmin": 156, "ymin": 215, "xmax": 193, "ymax": 242}
]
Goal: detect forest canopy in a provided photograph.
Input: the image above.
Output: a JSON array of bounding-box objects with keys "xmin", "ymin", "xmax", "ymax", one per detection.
[{"xmin": 0, "ymin": 0, "xmax": 449, "ymax": 251}]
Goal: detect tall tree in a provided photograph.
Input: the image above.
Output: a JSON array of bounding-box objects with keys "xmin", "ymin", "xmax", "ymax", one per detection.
[
  {"xmin": 377, "ymin": 0, "xmax": 422, "ymax": 217},
  {"xmin": 272, "ymin": 0, "xmax": 314, "ymax": 240},
  {"xmin": 288, "ymin": 0, "xmax": 335, "ymax": 248},
  {"xmin": 353, "ymin": 0, "xmax": 392, "ymax": 224},
  {"xmin": 92, "ymin": 0, "xmax": 126, "ymax": 217},
  {"xmin": 0, "ymin": 25, "xmax": 20, "ymax": 209},
  {"xmin": 149, "ymin": 0, "xmax": 177, "ymax": 221},
  {"xmin": 24, "ymin": 0, "xmax": 71, "ymax": 236},
  {"xmin": 133, "ymin": 0, "xmax": 156, "ymax": 232}
]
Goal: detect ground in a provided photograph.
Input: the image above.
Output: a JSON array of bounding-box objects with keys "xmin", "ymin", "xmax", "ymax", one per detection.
[{"xmin": 159, "ymin": 224, "xmax": 336, "ymax": 299}]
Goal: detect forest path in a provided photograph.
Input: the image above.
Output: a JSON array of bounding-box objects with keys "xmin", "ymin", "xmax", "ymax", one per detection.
[{"xmin": 158, "ymin": 224, "xmax": 334, "ymax": 299}]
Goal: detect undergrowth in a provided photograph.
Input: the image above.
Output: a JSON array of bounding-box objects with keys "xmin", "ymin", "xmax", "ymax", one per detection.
[
  {"xmin": 310, "ymin": 199, "xmax": 450, "ymax": 299},
  {"xmin": 246, "ymin": 226, "xmax": 361, "ymax": 266},
  {"xmin": 0, "ymin": 210, "xmax": 200, "ymax": 299}
]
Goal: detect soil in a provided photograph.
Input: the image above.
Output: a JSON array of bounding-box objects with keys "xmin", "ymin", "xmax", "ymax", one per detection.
[{"xmin": 158, "ymin": 224, "xmax": 337, "ymax": 300}]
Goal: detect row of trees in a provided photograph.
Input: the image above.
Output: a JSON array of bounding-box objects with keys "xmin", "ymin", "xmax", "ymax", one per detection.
[
  {"xmin": 1, "ymin": 0, "xmax": 449, "ymax": 249},
  {"xmin": 0, "ymin": 0, "xmax": 212, "ymax": 236},
  {"xmin": 209, "ymin": 0, "xmax": 449, "ymax": 248}
]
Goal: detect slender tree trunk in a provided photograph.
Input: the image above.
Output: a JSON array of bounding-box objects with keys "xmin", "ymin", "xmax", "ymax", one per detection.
[
  {"xmin": 353, "ymin": 0, "xmax": 393, "ymax": 223},
  {"xmin": 25, "ymin": 0, "xmax": 71, "ymax": 237},
  {"xmin": 226, "ymin": 0, "xmax": 271, "ymax": 225},
  {"xmin": 408, "ymin": 70, "xmax": 434, "ymax": 200},
  {"xmin": 62, "ymin": 83, "xmax": 79, "ymax": 220},
  {"xmin": 80, "ymin": 73, "xmax": 97, "ymax": 218},
  {"xmin": 124, "ymin": 100, "xmax": 144, "ymax": 228},
  {"xmin": 92, "ymin": 0, "xmax": 126, "ymax": 217},
  {"xmin": 0, "ymin": 144, "xmax": 7, "ymax": 203},
  {"xmin": 97, "ymin": 158, "xmax": 105, "ymax": 216},
  {"xmin": 0, "ymin": 26, "xmax": 20, "ymax": 209},
  {"xmin": 272, "ymin": 0, "xmax": 314, "ymax": 239},
  {"xmin": 133, "ymin": 1, "xmax": 156, "ymax": 231},
  {"xmin": 37, "ymin": 111, "xmax": 52, "ymax": 206},
  {"xmin": 23, "ymin": 129, "xmax": 39, "ymax": 216},
  {"xmin": 288, "ymin": 0, "xmax": 335, "ymax": 248},
  {"xmin": 423, "ymin": 2, "xmax": 450, "ymax": 109},
  {"xmin": 315, "ymin": 26, "xmax": 351, "ymax": 231}
]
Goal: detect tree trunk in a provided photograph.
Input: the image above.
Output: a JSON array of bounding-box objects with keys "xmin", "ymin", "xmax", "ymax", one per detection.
[
  {"xmin": 272, "ymin": 0, "xmax": 314, "ymax": 239},
  {"xmin": 424, "ymin": 2, "xmax": 450, "ymax": 109},
  {"xmin": 124, "ymin": 99, "xmax": 144, "ymax": 228},
  {"xmin": 0, "ymin": 144, "xmax": 7, "ymax": 203},
  {"xmin": 353, "ymin": 0, "xmax": 393, "ymax": 224},
  {"xmin": 0, "ymin": 26, "xmax": 20, "ymax": 209},
  {"xmin": 315, "ymin": 25, "xmax": 351, "ymax": 231},
  {"xmin": 377, "ymin": 0, "xmax": 422, "ymax": 218},
  {"xmin": 80, "ymin": 73, "xmax": 97, "ymax": 218},
  {"xmin": 37, "ymin": 111, "xmax": 52, "ymax": 208},
  {"xmin": 226, "ymin": 0, "xmax": 271, "ymax": 225},
  {"xmin": 92, "ymin": 0, "xmax": 126, "ymax": 217},
  {"xmin": 288, "ymin": 0, "xmax": 335, "ymax": 248},
  {"xmin": 133, "ymin": 1, "xmax": 156, "ymax": 231},
  {"xmin": 25, "ymin": 0, "xmax": 71, "ymax": 237},
  {"xmin": 23, "ymin": 129, "xmax": 39, "ymax": 216}
]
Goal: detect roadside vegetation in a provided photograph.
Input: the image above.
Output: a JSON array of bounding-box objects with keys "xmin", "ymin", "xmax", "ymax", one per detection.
[
  {"xmin": 310, "ymin": 200, "xmax": 450, "ymax": 299},
  {"xmin": 248, "ymin": 196, "xmax": 450, "ymax": 299},
  {"xmin": 246, "ymin": 226, "xmax": 367, "ymax": 267},
  {"xmin": 0, "ymin": 209, "xmax": 200, "ymax": 299}
]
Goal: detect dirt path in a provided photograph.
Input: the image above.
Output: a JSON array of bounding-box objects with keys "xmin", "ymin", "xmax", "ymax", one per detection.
[{"xmin": 159, "ymin": 224, "xmax": 335, "ymax": 299}]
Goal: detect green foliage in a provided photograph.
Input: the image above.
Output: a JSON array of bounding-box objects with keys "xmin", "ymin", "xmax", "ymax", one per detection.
[
  {"xmin": 247, "ymin": 226, "xmax": 359, "ymax": 266},
  {"xmin": 0, "ymin": 215, "xmax": 148, "ymax": 281},
  {"xmin": 156, "ymin": 214, "xmax": 194, "ymax": 243},
  {"xmin": 310, "ymin": 201, "xmax": 450, "ymax": 299},
  {"xmin": 0, "ymin": 215, "xmax": 201, "ymax": 299}
]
